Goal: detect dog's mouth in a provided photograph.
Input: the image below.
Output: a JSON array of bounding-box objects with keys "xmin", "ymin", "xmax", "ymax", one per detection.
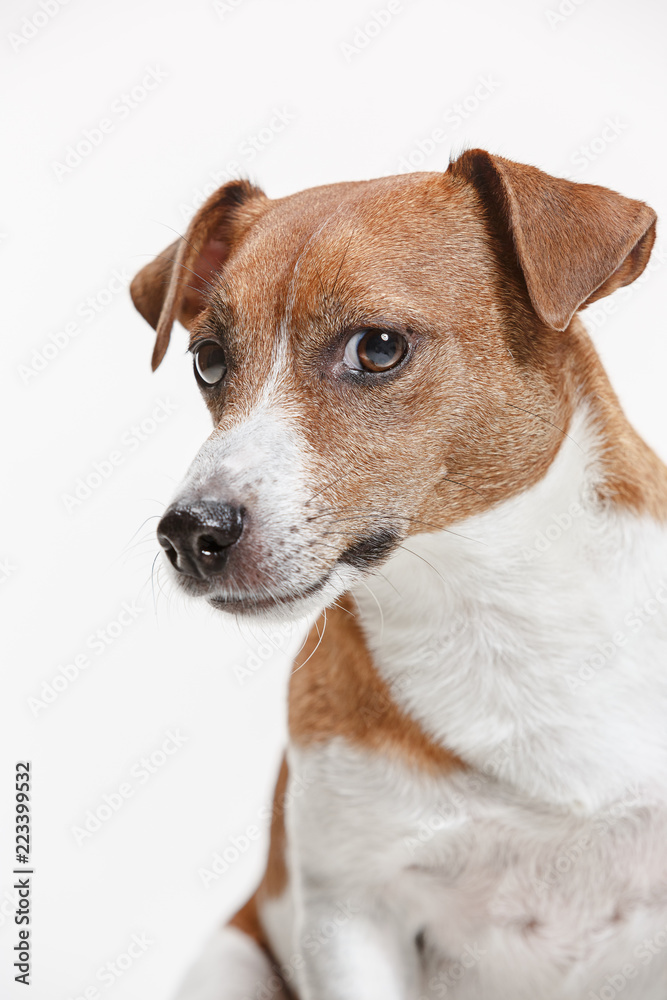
[
  {"xmin": 208, "ymin": 571, "xmax": 333, "ymax": 614},
  {"xmin": 205, "ymin": 527, "xmax": 404, "ymax": 614}
]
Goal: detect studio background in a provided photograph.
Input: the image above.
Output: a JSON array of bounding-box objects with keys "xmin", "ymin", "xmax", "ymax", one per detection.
[{"xmin": 2, "ymin": 1, "xmax": 666, "ymax": 997}]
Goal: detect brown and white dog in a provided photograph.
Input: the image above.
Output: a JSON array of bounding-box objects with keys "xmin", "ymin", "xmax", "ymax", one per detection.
[{"xmin": 131, "ymin": 150, "xmax": 667, "ymax": 1000}]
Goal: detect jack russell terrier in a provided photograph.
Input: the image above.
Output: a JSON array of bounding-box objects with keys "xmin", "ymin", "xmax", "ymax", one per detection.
[{"xmin": 131, "ymin": 150, "xmax": 667, "ymax": 1000}]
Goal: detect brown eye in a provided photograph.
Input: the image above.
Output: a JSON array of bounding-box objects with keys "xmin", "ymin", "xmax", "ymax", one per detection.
[
  {"xmin": 344, "ymin": 329, "xmax": 408, "ymax": 373},
  {"xmin": 193, "ymin": 341, "xmax": 227, "ymax": 387}
]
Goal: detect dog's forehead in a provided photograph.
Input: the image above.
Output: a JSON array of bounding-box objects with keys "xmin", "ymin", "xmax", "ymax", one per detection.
[{"xmin": 215, "ymin": 171, "xmax": 491, "ymax": 333}]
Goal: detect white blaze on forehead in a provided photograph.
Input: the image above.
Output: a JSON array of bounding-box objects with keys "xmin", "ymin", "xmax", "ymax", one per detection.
[{"xmin": 263, "ymin": 327, "xmax": 291, "ymax": 399}]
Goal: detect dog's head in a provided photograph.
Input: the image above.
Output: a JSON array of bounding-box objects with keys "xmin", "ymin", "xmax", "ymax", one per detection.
[{"xmin": 131, "ymin": 150, "xmax": 655, "ymax": 619}]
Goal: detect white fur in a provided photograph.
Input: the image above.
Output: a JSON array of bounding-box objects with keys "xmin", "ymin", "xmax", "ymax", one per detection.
[
  {"xmin": 276, "ymin": 409, "xmax": 667, "ymax": 999},
  {"xmin": 286, "ymin": 742, "xmax": 667, "ymax": 999},
  {"xmin": 260, "ymin": 885, "xmax": 296, "ymax": 983},
  {"xmin": 172, "ymin": 925, "xmax": 289, "ymax": 1000}
]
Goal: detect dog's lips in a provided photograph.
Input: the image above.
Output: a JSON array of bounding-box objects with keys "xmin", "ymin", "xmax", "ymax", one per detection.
[{"xmin": 207, "ymin": 571, "xmax": 332, "ymax": 613}]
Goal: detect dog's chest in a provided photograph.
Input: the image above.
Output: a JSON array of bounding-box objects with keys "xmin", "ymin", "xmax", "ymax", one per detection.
[
  {"xmin": 283, "ymin": 415, "xmax": 667, "ymax": 994},
  {"xmin": 289, "ymin": 740, "xmax": 667, "ymax": 998},
  {"xmin": 285, "ymin": 435, "xmax": 667, "ymax": 993}
]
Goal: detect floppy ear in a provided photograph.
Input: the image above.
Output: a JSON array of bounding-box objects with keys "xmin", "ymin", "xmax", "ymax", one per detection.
[
  {"xmin": 131, "ymin": 179, "xmax": 268, "ymax": 370},
  {"xmin": 449, "ymin": 149, "xmax": 657, "ymax": 331}
]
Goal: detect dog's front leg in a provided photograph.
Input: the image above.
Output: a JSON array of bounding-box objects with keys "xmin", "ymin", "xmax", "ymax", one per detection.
[
  {"xmin": 286, "ymin": 743, "xmax": 421, "ymax": 999},
  {"xmin": 294, "ymin": 885, "xmax": 418, "ymax": 1000}
]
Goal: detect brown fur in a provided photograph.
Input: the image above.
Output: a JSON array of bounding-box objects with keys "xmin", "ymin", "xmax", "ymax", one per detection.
[
  {"xmin": 131, "ymin": 153, "xmax": 667, "ymax": 978},
  {"xmin": 131, "ymin": 179, "xmax": 268, "ymax": 370},
  {"xmin": 228, "ymin": 893, "xmax": 265, "ymax": 945},
  {"xmin": 450, "ymin": 150, "xmax": 656, "ymax": 331}
]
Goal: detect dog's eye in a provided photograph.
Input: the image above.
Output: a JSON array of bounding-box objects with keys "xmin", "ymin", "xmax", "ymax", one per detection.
[
  {"xmin": 193, "ymin": 341, "xmax": 227, "ymax": 387},
  {"xmin": 344, "ymin": 329, "xmax": 408, "ymax": 373}
]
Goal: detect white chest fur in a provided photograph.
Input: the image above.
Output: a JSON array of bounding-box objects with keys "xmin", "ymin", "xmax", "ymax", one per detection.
[
  {"xmin": 283, "ymin": 410, "xmax": 667, "ymax": 999},
  {"xmin": 287, "ymin": 740, "xmax": 667, "ymax": 1000}
]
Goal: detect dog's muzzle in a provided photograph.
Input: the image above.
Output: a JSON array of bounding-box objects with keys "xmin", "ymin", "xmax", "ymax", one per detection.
[{"xmin": 157, "ymin": 501, "xmax": 244, "ymax": 579}]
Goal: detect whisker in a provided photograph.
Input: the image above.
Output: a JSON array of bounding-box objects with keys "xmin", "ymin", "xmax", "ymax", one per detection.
[
  {"xmin": 329, "ymin": 231, "xmax": 355, "ymax": 301},
  {"xmin": 306, "ymin": 466, "xmax": 359, "ymax": 505},
  {"xmin": 123, "ymin": 514, "xmax": 162, "ymax": 548},
  {"xmin": 147, "ymin": 223, "xmax": 233, "ymax": 298},
  {"xmin": 150, "ymin": 551, "xmax": 161, "ymax": 615},
  {"xmin": 329, "ymin": 596, "xmax": 355, "ymax": 616},
  {"xmin": 283, "ymin": 216, "xmax": 335, "ymax": 324},
  {"xmin": 292, "ymin": 608, "xmax": 328, "ymax": 675},
  {"xmin": 292, "ymin": 621, "xmax": 316, "ymax": 660},
  {"xmin": 441, "ymin": 476, "xmax": 485, "ymax": 499},
  {"xmin": 156, "ymin": 563, "xmax": 175, "ymax": 618},
  {"xmin": 154, "ymin": 222, "xmax": 210, "ymax": 266},
  {"xmin": 356, "ymin": 577, "xmax": 384, "ymax": 640},
  {"xmin": 152, "ymin": 254, "xmax": 217, "ymax": 294},
  {"xmin": 505, "ymin": 402, "xmax": 582, "ymax": 452},
  {"xmin": 368, "ymin": 566, "xmax": 403, "ymax": 600},
  {"xmin": 398, "ymin": 543, "xmax": 450, "ymax": 590},
  {"xmin": 314, "ymin": 508, "xmax": 487, "ymax": 546},
  {"xmin": 312, "ymin": 259, "xmax": 328, "ymax": 302}
]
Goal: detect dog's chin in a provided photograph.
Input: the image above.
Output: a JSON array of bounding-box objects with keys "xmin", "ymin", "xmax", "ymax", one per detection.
[
  {"xmin": 168, "ymin": 565, "xmax": 356, "ymax": 625},
  {"xmin": 206, "ymin": 573, "xmax": 341, "ymax": 624}
]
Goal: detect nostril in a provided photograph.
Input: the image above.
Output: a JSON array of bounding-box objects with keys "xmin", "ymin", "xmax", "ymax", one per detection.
[
  {"xmin": 161, "ymin": 538, "xmax": 179, "ymax": 569},
  {"xmin": 197, "ymin": 533, "xmax": 226, "ymax": 557},
  {"xmin": 156, "ymin": 527, "xmax": 187, "ymax": 573}
]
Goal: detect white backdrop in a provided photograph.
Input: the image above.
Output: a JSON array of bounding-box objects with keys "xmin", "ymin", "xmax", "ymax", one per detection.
[{"xmin": 2, "ymin": 1, "xmax": 666, "ymax": 997}]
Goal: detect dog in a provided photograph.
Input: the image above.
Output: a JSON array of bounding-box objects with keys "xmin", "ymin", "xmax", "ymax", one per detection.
[{"xmin": 130, "ymin": 149, "xmax": 667, "ymax": 999}]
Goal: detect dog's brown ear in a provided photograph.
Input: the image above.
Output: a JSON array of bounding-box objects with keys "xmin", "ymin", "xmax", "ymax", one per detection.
[
  {"xmin": 131, "ymin": 179, "xmax": 268, "ymax": 370},
  {"xmin": 449, "ymin": 149, "xmax": 657, "ymax": 331}
]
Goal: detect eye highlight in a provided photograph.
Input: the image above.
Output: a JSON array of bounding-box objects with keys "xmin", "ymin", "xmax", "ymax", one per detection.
[
  {"xmin": 193, "ymin": 341, "xmax": 227, "ymax": 387},
  {"xmin": 344, "ymin": 329, "xmax": 408, "ymax": 373}
]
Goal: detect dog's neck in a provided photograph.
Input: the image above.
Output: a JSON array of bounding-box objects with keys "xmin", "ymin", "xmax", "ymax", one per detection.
[{"xmin": 351, "ymin": 402, "xmax": 667, "ymax": 813}]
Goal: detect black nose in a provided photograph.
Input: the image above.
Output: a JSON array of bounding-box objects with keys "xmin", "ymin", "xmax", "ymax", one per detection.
[{"xmin": 157, "ymin": 501, "xmax": 244, "ymax": 579}]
